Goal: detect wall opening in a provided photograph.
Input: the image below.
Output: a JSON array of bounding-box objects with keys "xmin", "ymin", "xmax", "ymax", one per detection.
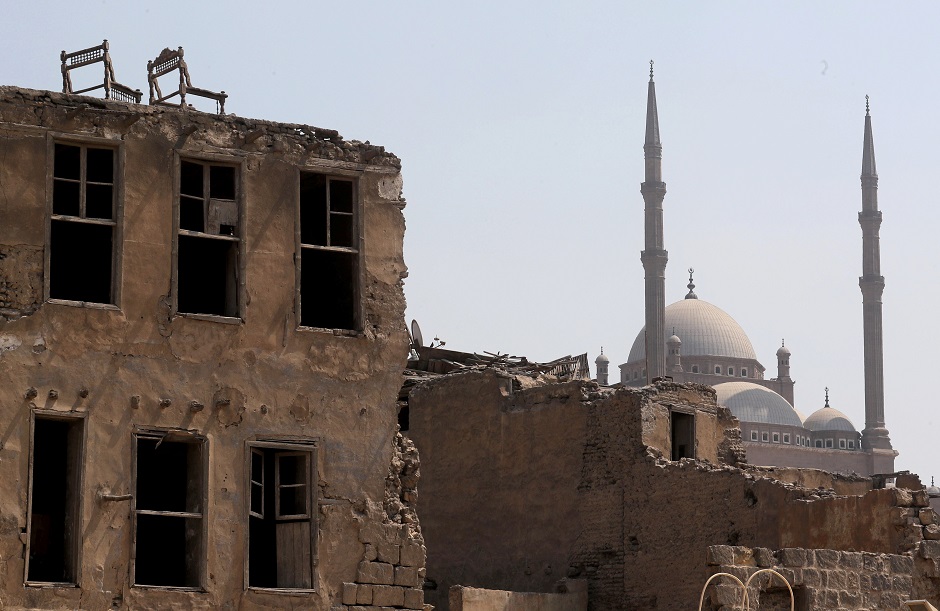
[
  {"xmin": 670, "ymin": 411, "xmax": 694, "ymax": 460},
  {"xmin": 298, "ymin": 172, "xmax": 358, "ymax": 330},
  {"xmin": 49, "ymin": 220, "xmax": 113, "ymax": 303},
  {"xmin": 177, "ymin": 235, "xmax": 238, "ymax": 316},
  {"xmin": 247, "ymin": 444, "xmax": 316, "ymax": 589},
  {"xmin": 27, "ymin": 416, "xmax": 83, "ymax": 584},
  {"xmin": 133, "ymin": 434, "xmax": 205, "ymax": 588}
]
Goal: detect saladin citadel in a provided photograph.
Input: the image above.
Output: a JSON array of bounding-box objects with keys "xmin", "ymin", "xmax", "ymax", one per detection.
[{"xmin": 609, "ymin": 64, "xmax": 898, "ymax": 477}]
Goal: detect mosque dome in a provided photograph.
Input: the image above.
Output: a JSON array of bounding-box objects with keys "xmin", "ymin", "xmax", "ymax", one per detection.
[
  {"xmin": 776, "ymin": 344, "xmax": 791, "ymax": 357},
  {"xmin": 628, "ymin": 299, "xmax": 758, "ymax": 363},
  {"xmin": 595, "ymin": 352, "xmax": 609, "ymax": 364},
  {"xmin": 713, "ymin": 381, "xmax": 804, "ymax": 427},
  {"xmin": 804, "ymin": 407, "xmax": 857, "ymax": 433}
]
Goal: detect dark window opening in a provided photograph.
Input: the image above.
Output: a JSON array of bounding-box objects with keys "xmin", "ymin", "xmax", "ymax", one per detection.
[
  {"xmin": 177, "ymin": 235, "xmax": 238, "ymax": 317},
  {"xmin": 300, "ymin": 249, "xmax": 355, "ymax": 330},
  {"xmin": 176, "ymin": 159, "xmax": 239, "ymax": 317},
  {"xmin": 50, "ymin": 143, "xmax": 116, "ymax": 304},
  {"xmin": 248, "ymin": 447, "xmax": 314, "ymax": 589},
  {"xmin": 670, "ymin": 411, "xmax": 694, "ymax": 460},
  {"xmin": 398, "ymin": 404, "xmax": 410, "ymax": 432},
  {"xmin": 299, "ymin": 172, "xmax": 358, "ymax": 330},
  {"xmin": 50, "ymin": 220, "xmax": 113, "ymax": 303},
  {"xmin": 815, "ymin": 439, "xmax": 823, "ymax": 448},
  {"xmin": 27, "ymin": 417, "xmax": 83, "ymax": 584},
  {"xmin": 134, "ymin": 436, "xmax": 204, "ymax": 588}
]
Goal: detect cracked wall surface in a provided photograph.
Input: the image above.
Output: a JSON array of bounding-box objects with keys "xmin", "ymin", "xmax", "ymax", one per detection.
[{"xmin": 0, "ymin": 87, "xmax": 421, "ymax": 610}]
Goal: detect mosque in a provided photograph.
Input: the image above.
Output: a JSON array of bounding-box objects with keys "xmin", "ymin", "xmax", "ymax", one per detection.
[{"xmin": 595, "ymin": 66, "xmax": 897, "ymax": 476}]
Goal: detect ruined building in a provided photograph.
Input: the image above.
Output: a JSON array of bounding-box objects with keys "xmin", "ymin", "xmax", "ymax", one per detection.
[
  {"xmin": 0, "ymin": 84, "xmax": 426, "ymax": 610},
  {"xmin": 619, "ymin": 69, "xmax": 896, "ymax": 477}
]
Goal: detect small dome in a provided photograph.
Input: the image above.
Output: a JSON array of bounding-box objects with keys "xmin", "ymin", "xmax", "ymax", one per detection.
[
  {"xmin": 776, "ymin": 344, "xmax": 791, "ymax": 357},
  {"xmin": 628, "ymin": 299, "xmax": 758, "ymax": 363},
  {"xmin": 595, "ymin": 352, "xmax": 610, "ymax": 364},
  {"xmin": 804, "ymin": 407, "xmax": 857, "ymax": 432},
  {"xmin": 667, "ymin": 334, "xmax": 681, "ymax": 344},
  {"xmin": 713, "ymin": 382, "xmax": 803, "ymax": 428},
  {"xmin": 928, "ymin": 478, "xmax": 940, "ymax": 497}
]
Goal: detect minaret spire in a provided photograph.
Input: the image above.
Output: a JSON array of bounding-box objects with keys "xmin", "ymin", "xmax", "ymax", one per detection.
[
  {"xmin": 858, "ymin": 97, "xmax": 895, "ymax": 466},
  {"xmin": 640, "ymin": 60, "xmax": 668, "ymax": 383}
]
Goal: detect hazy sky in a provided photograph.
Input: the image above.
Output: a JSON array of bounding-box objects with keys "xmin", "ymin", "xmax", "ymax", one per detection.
[{"xmin": 3, "ymin": 2, "xmax": 938, "ymax": 481}]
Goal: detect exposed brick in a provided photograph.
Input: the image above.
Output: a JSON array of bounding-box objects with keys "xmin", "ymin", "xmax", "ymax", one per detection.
[
  {"xmin": 840, "ymin": 551, "xmax": 863, "ymax": 570},
  {"xmin": 890, "ymin": 554, "xmax": 914, "ymax": 573},
  {"xmin": 777, "ymin": 548, "xmax": 806, "ymax": 567},
  {"xmin": 376, "ymin": 541, "xmax": 400, "ymax": 565},
  {"xmin": 400, "ymin": 541, "xmax": 426, "ymax": 567},
  {"xmin": 358, "ymin": 561, "xmax": 395, "ymax": 585},
  {"xmin": 357, "ymin": 584, "xmax": 374, "ymax": 605},
  {"xmin": 753, "ymin": 547, "xmax": 774, "ymax": 568},
  {"xmin": 914, "ymin": 489, "xmax": 930, "ymax": 507},
  {"xmin": 922, "ymin": 540, "xmax": 940, "ymax": 559},
  {"xmin": 839, "ymin": 589, "xmax": 863, "ymax": 608},
  {"xmin": 372, "ymin": 584, "xmax": 406, "ymax": 607},
  {"xmin": 395, "ymin": 565, "xmax": 419, "ymax": 587},
  {"xmin": 403, "ymin": 588, "xmax": 424, "ymax": 610},
  {"xmin": 706, "ymin": 545, "xmax": 734, "ymax": 567},
  {"xmin": 925, "ymin": 524, "xmax": 940, "ymax": 541},
  {"xmin": 921, "ymin": 508, "xmax": 937, "ymax": 525},
  {"xmin": 825, "ymin": 569, "xmax": 846, "ymax": 590},
  {"xmin": 815, "ymin": 549, "xmax": 840, "ymax": 569},
  {"xmin": 801, "ymin": 568, "xmax": 821, "ymax": 588},
  {"xmin": 894, "ymin": 488, "xmax": 914, "ymax": 507},
  {"xmin": 343, "ymin": 582, "xmax": 358, "ymax": 605}
]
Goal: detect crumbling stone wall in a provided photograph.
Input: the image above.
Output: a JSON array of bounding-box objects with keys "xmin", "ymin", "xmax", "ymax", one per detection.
[
  {"xmin": 410, "ymin": 375, "xmax": 940, "ymax": 610},
  {"xmin": 703, "ymin": 544, "xmax": 922, "ymax": 610},
  {"xmin": 0, "ymin": 87, "xmax": 414, "ymax": 610}
]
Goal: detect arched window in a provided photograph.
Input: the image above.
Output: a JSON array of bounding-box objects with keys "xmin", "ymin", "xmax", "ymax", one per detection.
[
  {"xmin": 741, "ymin": 368, "xmax": 748, "ymax": 377},
  {"xmin": 715, "ymin": 365, "xmax": 721, "ymax": 374},
  {"xmin": 727, "ymin": 367, "xmax": 734, "ymax": 376}
]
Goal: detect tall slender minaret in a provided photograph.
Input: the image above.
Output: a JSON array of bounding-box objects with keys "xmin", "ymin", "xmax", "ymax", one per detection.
[
  {"xmin": 858, "ymin": 97, "xmax": 894, "ymax": 464},
  {"xmin": 641, "ymin": 61, "xmax": 667, "ymax": 383}
]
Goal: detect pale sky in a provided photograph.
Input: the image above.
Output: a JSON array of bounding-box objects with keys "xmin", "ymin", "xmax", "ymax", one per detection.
[{"xmin": 3, "ymin": 2, "xmax": 938, "ymax": 481}]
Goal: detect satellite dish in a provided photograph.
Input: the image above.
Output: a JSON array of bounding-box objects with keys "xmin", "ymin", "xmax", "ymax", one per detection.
[{"xmin": 410, "ymin": 319, "xmax": 424, "ymax": 348}]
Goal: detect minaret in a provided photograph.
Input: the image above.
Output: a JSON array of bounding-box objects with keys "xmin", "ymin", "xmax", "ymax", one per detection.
[
  {"xmin": 858, "ymin": 97, "xmax": 894, "ymax": 460},
  {"xmin": 595, "ymin": 348, "xmax": 610, "ymax": 386},
  {"xmin": 776, "ymin": 340, "xmax": 791, "ymax": 381},
  {"xmin": 641, "ymin": 60, "xmax": 668, "ymax": 383}
]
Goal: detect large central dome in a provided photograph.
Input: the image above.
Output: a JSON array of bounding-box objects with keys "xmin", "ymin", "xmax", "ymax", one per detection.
[{"xmin": 628, "ymin": 299, "xmax": 757, "ymax": 363}]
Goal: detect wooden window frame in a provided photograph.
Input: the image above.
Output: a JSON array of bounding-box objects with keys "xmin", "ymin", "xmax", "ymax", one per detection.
[
  {"xmin": 171, "ymin": 152, "xmax": 246, "ymax": 323},
  {"xmin": 24, "ymin": 409, "xmax": 88, "ymax": 588},
  {"xmin": 45, "ymin": 133, "xmax": 124, "ymax": 310},
  {"xmin": 295, "ymin": 167, "xmax": 363, "ymax": 334},
  {"xmin": 130, "ymin": 428, "xmax": 208, "ymax": 591},
  {"xmin": 244, "ymin": 437, "xmax": 320, "ymax": 593}
]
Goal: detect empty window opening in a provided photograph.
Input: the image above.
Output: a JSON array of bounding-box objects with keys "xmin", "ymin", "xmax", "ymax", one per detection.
[
  {"xmin": 133, "ymin": 434, "xmax": 205, "ymax": 588},
  {"xmin": 176, "ymin": 159, "xmax": 240, "ymax": 317},
  {"xmin": 815, "ymin": 439, "xmax": 823, "ymax": 448},
  {"xmin": 248, "ymin": 445, "xmax": 316, "ymax": 589},
  {"xmin": 398, "ymin": 404, "xmax": 410, "ymax": 432},
  {"xmin": 298, "ymin": 172, "xmax": 358, "ymax": 330},
  {"xmin": 849, "ymin": 440, "xmax": 856, "ymax": 450},
  {"xmin": 670, "ymin": 411, "xmax": 694, "ymax": 460},
  {"xmin": 691, "ymin": 365, "xmax": 699, "ymax": 373},
  {"xmin": 825, "ymin": 438, "xmax": 834, "ymax": 448},
  {"xmin": 27, "ymin": 416, "xmax": 83, "ymax": 584},
  {"xmin": 50, "ymin": 143, "xmax": 116, "ymax": 304}
]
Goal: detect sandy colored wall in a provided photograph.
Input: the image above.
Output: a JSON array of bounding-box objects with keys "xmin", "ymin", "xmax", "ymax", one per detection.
[
  {"xmin": 449, "ymin": 583, "xmax": 588, "ymax": 611},
  {"xmin": 0, "ymin": 88, "xmax": 416, "ymax": 610}
]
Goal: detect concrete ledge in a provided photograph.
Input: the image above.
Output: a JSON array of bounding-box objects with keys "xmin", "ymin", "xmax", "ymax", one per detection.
[{"xmin": 449, "ymin": 582, "xmax": 588, "ymax": 611}]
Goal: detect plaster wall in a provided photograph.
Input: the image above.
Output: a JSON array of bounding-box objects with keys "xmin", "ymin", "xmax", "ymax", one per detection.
[{"xmin": 0, "ymin": 88, "xmax": 416, "ymax": 610}]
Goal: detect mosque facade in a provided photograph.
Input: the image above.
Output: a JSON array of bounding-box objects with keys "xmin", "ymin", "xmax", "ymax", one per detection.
[{"xmin": 608, "ymin": 68, "xmax": 897, "ymax": 477}]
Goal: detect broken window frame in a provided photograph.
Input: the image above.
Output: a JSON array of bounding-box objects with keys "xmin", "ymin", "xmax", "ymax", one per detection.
[
  {"xmin": 244, "ymin": 437, "xmax": 320, "ymax": 593},
  {"xmin": 171, "ymin": 152, "xmax": 246, "ymax": 323},
  {"xmin": 295, "ymin": 167, "xmax": 362, "ymax": 334},
  {"xmin": 45, "ymin": 133, "xmax": 124, "ymax": 309},
  {"xmin": 130, "ymin": 428, "xmax": 208, "ymax": 591},
  {"xmin": 24, "ymin": 409, "xmax": 88, "ymax": 588}
]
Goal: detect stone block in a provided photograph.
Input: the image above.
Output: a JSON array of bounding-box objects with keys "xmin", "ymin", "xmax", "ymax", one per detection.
[
  {"xmin": 846, "ymin": 571, "xmax": 859, "ymax": 591},
  {"xmin": 753, "ymin": 547, "xmax": 774, "ymax": 568},
  {"xmin": 372, "ymin": 584, "xmax": 406, "ymax": 607},
  {"xmin": 863, "ymin": 554, "xmax": 885, "ymax": 573},
  {"xmin": 712, "ymin": 583, "xmax": 742, "ymax": 607},
  {"xmin": 400, "ymin": 541, "xmax": 426, "ymax": 567},
  {"xmin": 883, "ymin": 591, "xmax": 904, "ymax": 609},
  {"xmin": 841, "ymin": 551, "xmax": 863, "ymax": 570},
  {"xmin": 706, "ymin": 545, "xmax": 735, "ymax": 567},
  {"xmin": 826, "ymin": 570, "xmax": 846, "ymax": 590},
  {"xmin": 360, "ymin": 521, "xmax": 385, "ymax": 545},
  {"xmin": 894, "ymin": 488, "xmax": 914, "ymax": 507},
  {"xmin": 778, "ymin": 548, "xmax": 807, "ymax": 567},
  {"xmin": 921, "ymin": 508, "xmax": 937, "ymax": 525},
  {"xmin": 404, "ymin": 588, "xmax": 424, "ymax": 610},
  {"xmin": 730, "ymin": 546, "xmax": 755, "ymax": 566},
  {"xmin": 815, "ymin": 549, "xmax": 840, "ymax": 569},
  {"xmin": 364, "ymin": 543, "xmax": 378, "ymax": 561},
  {"xmin": 890, "ymin": 554, "xmax": 914, "ymax": 573},
  {"xmin": 359, "ymin": 561, "xmax": 395, "ymax": 585},
  {"xmin": 839, "ymin": 589, "xmax": 863, "ymax": 608},
  {"xmin": 357, "ymin": 584, "xmax": 374, "ymax": 605},
  {"xmin": 802, "ymin": 568, "xmax": 821, "ymax": 587},
  {"xmin": 343, "ymin": 582, "xmax": 358, "ymax": 605},
  {"xmin": 925, "ymin": 524, "xmax": 940, "ymax": 541},
  {"xmin": 894, "ymin": 574, "xmax": 913, "ymax": 592},
  {"xmin": 376, "ymin": 540, "xmax": 400, "ymax": 565},
  {"xmin": 395, "ymin": 565, "xmax": 419, "ymax": 587},
  {"xmin": 922, "ymin": 540, "xmax": 940, "ymax": 559},
  {"xmin": 914, "ymin": 489, "xmax": 930, "ymax": 507}
]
